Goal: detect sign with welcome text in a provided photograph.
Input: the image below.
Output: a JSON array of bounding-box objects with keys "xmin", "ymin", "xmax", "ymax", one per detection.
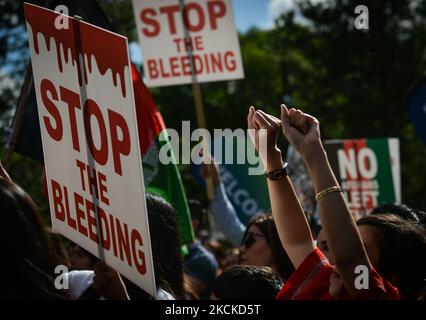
[
  {"xmin": 24, "ymin": 3, "xmax": 156, "ymax": 296},
  {"xmin": 132, "ymin": 0, "xmax": 244, "ymax": 87},
  {"xmin": 215, "ymin": 135, "xmax": 270, "ymax": 225},
  {"xmin": 324, "ymin": 138, "xmax": 401, "ymax": 219}
]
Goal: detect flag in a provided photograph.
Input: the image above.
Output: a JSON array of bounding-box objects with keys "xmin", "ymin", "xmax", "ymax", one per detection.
[
  {"xmin": 407, "ymin": 79, "xmax": 426, "ymax": 146},
  {"xmin": 131, "ymin": 64, "xmax": 194, "ymax": 244}
]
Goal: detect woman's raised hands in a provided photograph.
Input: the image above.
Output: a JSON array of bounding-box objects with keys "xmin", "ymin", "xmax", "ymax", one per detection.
[
  {"xmin": 280, "ymin": 105, "xmax": 322, "ymax": 157},
  {"xmin": 247, "ymin": 106, "xmax": 283, "ymax": 172}
]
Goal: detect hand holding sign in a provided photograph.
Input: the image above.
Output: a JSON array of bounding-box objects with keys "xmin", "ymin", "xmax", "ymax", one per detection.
[{"xmin": 93, "ymin": 260, "xmax": 129, "ymax": 300}]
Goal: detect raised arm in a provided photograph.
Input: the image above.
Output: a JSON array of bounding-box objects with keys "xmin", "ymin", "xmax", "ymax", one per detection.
[
  {"xmin": 247, "ymin": 106, "xmax": 315, "ymax": 269},
  {"xmin": 280, "ymin": 105, "xmax": 372, "ymax": 297},
  {"xmin": 201, "ymin": 157, "xmax": 245, "ymax": 246}
]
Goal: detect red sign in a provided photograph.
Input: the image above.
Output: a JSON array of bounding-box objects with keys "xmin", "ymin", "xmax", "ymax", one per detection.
[{"xmin": 25, "ymin": 3, "xmax": 156, "ymax": 296}]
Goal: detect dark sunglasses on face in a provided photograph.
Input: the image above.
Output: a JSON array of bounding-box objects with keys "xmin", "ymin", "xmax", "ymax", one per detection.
[{"xmin": 241, "ymin": 231, "xmax": 266, "ymax": 248}]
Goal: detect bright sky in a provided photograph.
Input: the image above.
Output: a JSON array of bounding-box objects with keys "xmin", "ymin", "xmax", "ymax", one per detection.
[
  {"xmin": 131, "ymin": 0, "xmax": 301, "ymax": 64},
  {"xmin": 233, "ymin": 0, "xmax": 270, "ymax": 32},
  {"xmin": 233, "ymin": 0, "xmax": 311, "ymax": 32}
]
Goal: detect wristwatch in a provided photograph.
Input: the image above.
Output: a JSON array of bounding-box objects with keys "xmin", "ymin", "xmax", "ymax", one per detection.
[{"xmin": 264, "ymin": 163, "xmax": 289, "ymax": 180}]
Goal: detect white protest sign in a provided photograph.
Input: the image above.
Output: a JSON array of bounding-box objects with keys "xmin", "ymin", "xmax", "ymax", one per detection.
[
  {"xmin": 132, "ymin": 0, "xmax": 244, "ymax": 87},
  {"xmin": 24, "ymin": 3, "xmax": 156, "ymax": 297}
]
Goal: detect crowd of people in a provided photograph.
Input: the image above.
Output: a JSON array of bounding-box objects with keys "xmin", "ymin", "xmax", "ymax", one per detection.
[{"xmin": 1, "ymin": 106, "xmax": 425, "ymax": 300}]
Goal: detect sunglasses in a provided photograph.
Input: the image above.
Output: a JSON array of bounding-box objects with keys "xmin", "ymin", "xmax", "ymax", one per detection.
[{"xmin": 241, "ymin": 231, "xmax": 266, "ymax": 248}]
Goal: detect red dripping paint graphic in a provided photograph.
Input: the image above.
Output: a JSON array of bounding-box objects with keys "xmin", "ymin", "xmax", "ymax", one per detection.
[
  {"xmin": 343, "ymin": 139, "xmax": 374, "ymax": 214},
  {"xmin": 24, "ymin": 3, "xmax": 129, "ymax": 97}
]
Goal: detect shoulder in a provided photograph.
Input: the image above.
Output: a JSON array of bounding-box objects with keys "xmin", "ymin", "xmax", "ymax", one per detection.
[
  {"xmin": 353, "ymin": 268, "xmax": 400, "ymax": 300},
  {"xmin": 276, "ymin": 248, "xmax": 333, "ymax": 300}
]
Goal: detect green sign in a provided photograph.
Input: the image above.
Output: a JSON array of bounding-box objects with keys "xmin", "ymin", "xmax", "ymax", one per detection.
[
  {"xmin": 215, "ymin": 134, "xmax": 271, "ymax": 224},
  {"xmin": 324, "ymin": 138, "xmax": 401, "ymax": 218}
]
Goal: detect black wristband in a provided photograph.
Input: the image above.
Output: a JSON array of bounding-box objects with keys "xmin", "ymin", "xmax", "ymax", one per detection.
[{"xmin": 264, "ymin": 163, "xmax": 288, "ymax": 180}]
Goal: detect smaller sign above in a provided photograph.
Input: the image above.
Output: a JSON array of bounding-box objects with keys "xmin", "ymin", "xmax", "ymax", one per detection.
[{"xmin": 132, "ymin": 0, "xmax": 244, "ymax": 87}]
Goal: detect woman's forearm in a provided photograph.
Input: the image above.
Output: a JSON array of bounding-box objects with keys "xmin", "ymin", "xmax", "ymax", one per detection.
[
  {"xmin": 303, "ymin": 143, "xmax": 371, "ymax": 293},
  {"xmin": 265, "ymin": 150, "xmax": 315, "ymax": 268}
]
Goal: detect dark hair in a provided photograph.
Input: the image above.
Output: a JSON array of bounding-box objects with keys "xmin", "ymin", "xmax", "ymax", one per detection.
[
  {"xmin": 49, "ymin": 230, "xmax": 70, "ymax": 267},
  {"xmin": 123, "ymin": 194, "xmax": 185, "ymax": 299},
  {"xmin": 243, "ymin": 213, "xmax": 295, "ymax": 280},
  {"xmin": 357, "ymin": 214, "xmax": 426, "ymax": 299},
  {"xmin": 188, "ymin": 199, "xmax": 205, "ymax": 225},
  {"xmin": 213, "ymin": 265, "xmax": 283, "ymax": 300},
  {"xmin": 371, "ymin": 203, "xmax": 425, "ymax": 226},
  {"xmin": 145, "ymin": 193, "xmax": 184, "ymax": 299},
  {"xmin": 0, "ymin": 179, "xmax": 68, "ymax": 299},
  {"xmin": 372, "ymin": 203, "xmax": 426, "ymax": 230}
]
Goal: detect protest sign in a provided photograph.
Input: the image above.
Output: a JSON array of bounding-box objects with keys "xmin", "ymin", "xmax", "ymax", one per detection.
[
  {"xmin": 24, "ymin": 3, "xmax": 156, "ymax": 296},
  {"xmin": 214, "ymin": 133, "xmax": 270, "ymax": 224},
  {"xmin": 132, "ymin": 0, "xmax": 244, "ymax": 87},
  {"xmin": 324, "ymin": 138, "xmax": 401, "ymax": 219}
]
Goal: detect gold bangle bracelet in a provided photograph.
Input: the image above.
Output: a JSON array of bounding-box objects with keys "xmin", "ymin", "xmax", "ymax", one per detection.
[{"xmin": 315, "ymin": 186, "xmax": 342, "ymax": 201}]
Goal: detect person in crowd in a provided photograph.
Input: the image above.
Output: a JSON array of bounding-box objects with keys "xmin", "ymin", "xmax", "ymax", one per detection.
[
  {"xmin": 202, "ymin": 154, "xmax": 320, "ymax": 244},
  {"xmin": 201, "ymin": 160, "xmax": 246, "ymax": 247},
  {"xmin": 211, "ymin": 265, "xmax": 283, "ymax": 300},
  {"xmin": 184, "ymin": 199, "xmax": 218, "ymax": 300},
  {"xmin": 183, "ymin": 273, "xmax": 207, "ymax": 300},
  {"xmin": 357, "ymin": 212, "xmax": 426, "ymax": 299},
  {"xmin": 317, "ymin": 204, "xmax": 426, "ymax": 297},
  {"xmin": 201, "ymin": 157, "xmax": 295, "ymax": 281},
  {"xmin": 239, "ymin": 213, "xmax": 295, "ymax": 280},
  {"xmin": 247, "ymin": 105, "xmax": 426, "ymax": 299},
  {"xmin": 204, "ymin": 239, "xmax": 239, "ymax": 274},
  {"xmin": 315, "ymin": 227, "xmax": 334, "ymax": 265},
  {"xmin": 317, "ymin": 216, "xmax": 426, "ymax": 299},
  {"xmin": 371, "ymin": 203, "xmax": 426, "ymax": 300},
  {"xmin": 0, "ymin": 161, "xmax": 102, "ymax": 300},
  {"xmin": 316, "ymin": 202, "xmax": 426, "ymax": 298},
  {"xmin": 84, "ymin": 193, "xmax": 185, "ymax": 300},
  {"xmin": 0, "ymin": 162, "xmax": 69, "ymax": 300}
]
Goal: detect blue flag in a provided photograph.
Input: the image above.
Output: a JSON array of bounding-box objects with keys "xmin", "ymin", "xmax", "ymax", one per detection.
[{"xmin": 407, "ymin": 80, "xmax": 426, "ymax": 146}]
